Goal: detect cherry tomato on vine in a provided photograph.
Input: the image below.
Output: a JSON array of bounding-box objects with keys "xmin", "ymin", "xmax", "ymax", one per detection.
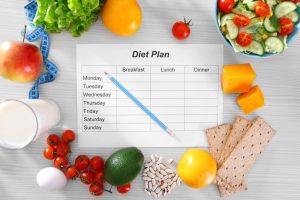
[
  {"xmin": 60, "ymin": 142, "xmax": 70, "ymax": 156},
  {"xmin": 54, "ymin": 156, "xmax": 68, "ymax": 170},
  {"xmin": 233, "ymin": 14, "xmax": 250, "ymax": 27},
  {"xmin": 62, "ymin": 130, "xmax": 75, "ymax": 143},
  {"xmin": 218, "ymin": 0, "xmax": 235, "ymax": 13},
  {"xmin": 47, "ymin": 134, "xmax": 60, "ymax": 146},
  {"xmin": 94, "ymin": 171, "xmax": 104, "ymax": 183},
  {"xmin": 279, "ymin": 17, "xmax": 294, "ymax": 36},
  {"xmin": 43, "ymin": 146, "xmax": 55, "ymax": 160},
  {"xmin": 117, "ymin": 183, "xmax": 131, "ymax": 194},
  {"xmin": 90, "ymin": 156, "xmax": 105, "ymax": 172},
  {"xmin": 75, "ymin": 155, "xmax": 90, "ymax": 171},
  {"xmin": 255, "ymin": 1, "xmax": 271, "ymax": 17},
  {"xmin": 89, "ymin": 182, "xmax": 104, "ymax": 196},
  {"xmin": 65, "ymin": 166, "xmax": 79, "ymax": 179},
  {"xmin": 236, "ymin": 32, "xmax": 253, "ymax": 47},
  {"xmin": 80, "ymin": 170, "xmax": 95, "ymax": 184},
  {"xmin": 52, "ymin": 144, "xmax": 66, "ymax": 157},
  {"xmin": 172, "ymin": 18, "xmax": 191, "ymax": 40}
]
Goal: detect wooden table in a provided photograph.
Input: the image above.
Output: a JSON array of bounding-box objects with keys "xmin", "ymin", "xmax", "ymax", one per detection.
[{"xmin": 0, "ymin": 0, "xmax": 300, "ymax": 199}]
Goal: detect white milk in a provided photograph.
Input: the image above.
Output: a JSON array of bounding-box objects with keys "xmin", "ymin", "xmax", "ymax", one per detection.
[{"xmin": 0, "ymin": 99, "xmax": 61, "ymax": 149}]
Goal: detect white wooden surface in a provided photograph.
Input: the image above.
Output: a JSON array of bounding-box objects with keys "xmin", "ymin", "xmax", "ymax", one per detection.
[{"xmin": 0, "ymin": 0, "xmax": 300, "ymax": 199}]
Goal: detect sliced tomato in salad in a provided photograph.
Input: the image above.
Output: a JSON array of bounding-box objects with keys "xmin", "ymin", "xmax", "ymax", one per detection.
[
  {"xmin": 279, "ymin": 17, "xmax": 294, "ymax": 36},
  {"xmin": 236, "ymin": 32, "xmax": 253, "ymax": 47},
  {"xmin": 233, "ymin": 14, "xmax": 251, "ymax": 27},
  {"xmin": 218, "ymin": 0, "xmax": 235, "ymax": 13},
  {"xmin": 255, "ymin": 1, "xmax": 271, "ymax": 17},
  {"xmin": 282, "ymin": 0, "xmax": 300, "ymax": 4}
]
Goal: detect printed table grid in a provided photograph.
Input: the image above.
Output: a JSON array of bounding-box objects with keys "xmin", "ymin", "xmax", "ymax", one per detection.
[{"xmin": 81, "ymin": 65, "xmax": 219, "ymax": 132}]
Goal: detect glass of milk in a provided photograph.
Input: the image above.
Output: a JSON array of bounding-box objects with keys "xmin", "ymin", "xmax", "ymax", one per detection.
[{"xmin": 0, "ymin": 99, "xmax": 61, "ymax": 149}]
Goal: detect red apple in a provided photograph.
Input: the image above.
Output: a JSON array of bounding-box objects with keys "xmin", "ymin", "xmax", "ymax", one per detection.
[{"xmin": 0, "ymin": 41, "xmax": 43, "ymax": 82}]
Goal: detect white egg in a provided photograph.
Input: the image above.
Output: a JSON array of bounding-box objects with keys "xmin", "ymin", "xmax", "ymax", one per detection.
[{"xmin": 36, "ymin": 167, "xmax": 67, "ymax": 190}]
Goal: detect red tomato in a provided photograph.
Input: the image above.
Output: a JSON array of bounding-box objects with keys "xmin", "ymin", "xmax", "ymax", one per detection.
[
  {"xmin": 65, "ymin": 166, "xmax": 79, "ymax": 179},
  {"xmin": 54, "ymin": 156, "xmax": 68, "ymax": 170},
  {"xmin": 90, "ymin": 156, "xmax": 105, "ymax": 172},
  {"xmin": 52, "ymin": 144, "xmax": 66, "ymax": 157},
  {"xmin": 94, "ymin": 171, "xmax": 104, "ymax": 183},
  {"xmin": 75, "ymin": 155, "xmax": 90, "ymax": 171},
  {"xmin": 117, "ymin": 183, "xmax": 131, "ymax": 194},
  {"xmin": 233, "ymin": 14, "xmax": 251, "ymax": 27},
  {"xmin": 80, "ymin": 170, "xmax": 95, "ymax": 184},
  {"xmin": 218, "ymin": 0, "xmax": 235, "ymax": 13},
  {"xmin": 62, "ymin": 130, "xmax": 76, "ymax": 143},
  {"xmin": 172, "ymin": 19, "xmax": 191, "ymax": 40},
  {"xmin": 89, "ymin": 182, "xmax": 104, "ymax": 196},
  {"xmin": 283, "ymin": 0, "xmax": 300, "ymax": 3},
  {"xmin": 60, "ymin": 142, "xmax": 70, "ymax": 156},
  {"xmin": 47, "ymin": 134, "xmax": 60, "ymax": 146},
  {"xmin": 255, "ymin": 1, "xmax": 271, "ymax": 17},
  {"xmin": 279, "ymin": 17, "xmax": 294, "ymax": 36},
  {"xmin": 43, "ymin": 146, "xmax": 55, "ymax": 160},
  {"xmin": 236, "ymin": 32, "xmax": 253, "ymax": 47}
]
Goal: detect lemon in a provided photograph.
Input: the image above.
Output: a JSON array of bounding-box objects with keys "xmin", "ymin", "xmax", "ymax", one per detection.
[{"xmin": 177, "ymin": 148, "xmax": 217, "ymax": 188}]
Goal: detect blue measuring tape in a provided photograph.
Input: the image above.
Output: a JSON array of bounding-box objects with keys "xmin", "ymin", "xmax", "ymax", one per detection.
[{"xmin": 24, "ymin": 0, "xmax": 58, "ymax": 99}]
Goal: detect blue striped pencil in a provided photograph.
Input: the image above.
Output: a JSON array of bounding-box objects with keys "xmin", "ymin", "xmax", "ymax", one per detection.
[{"xmin": 104, "ymin": 72, "xmax": 174, "ymax": 137}]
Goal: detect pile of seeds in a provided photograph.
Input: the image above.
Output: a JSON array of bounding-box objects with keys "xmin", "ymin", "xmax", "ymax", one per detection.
[{"xmin": 142, "ymin": 154, "xmax": 181, "ymax": 198}]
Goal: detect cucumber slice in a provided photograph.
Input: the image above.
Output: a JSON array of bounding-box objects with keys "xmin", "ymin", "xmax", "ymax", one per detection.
[
  {"xmin": 233, "ymin": 2, "xmax": 257, "ymax": 18},
  {"xmin": 245, "ymin": 1, "xmax": 258, "ymax": 11},
  {"xmin": 265, "ymin": 37, "xmax": 284, "ymax": 53},
  {"xmin": 264, "ymin": 18, "xmax": 277, "ymax": 32},
  {"xmin": 274, "ymin": 2, "xmax": 297, "ymax": 18},
  {"xmin": 220, "ymin": 13, "xmax": 235, "ymax": 26},
  {"xmin": 226, "ymin": 20, "xmax": 239, "ymax": 39},
  {"xmin": 284, "ymin": 11, "xmax": 299, "ymax": 23},
  {"xmin": 244, "ymin": 40, "xmax": 264, "ymax": 55},
  {"xmin": 266, "ymin": 0, "xmax": 278, "ymax": 7},
  {"xmin": 257, "ymin": 25, "xmax": 277, "ymax": 38}
]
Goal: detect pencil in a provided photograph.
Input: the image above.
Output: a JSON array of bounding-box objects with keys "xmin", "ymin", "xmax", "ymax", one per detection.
[{"xmin": 104, "ymin": 72, "xmax": 174, "ymax": 137}]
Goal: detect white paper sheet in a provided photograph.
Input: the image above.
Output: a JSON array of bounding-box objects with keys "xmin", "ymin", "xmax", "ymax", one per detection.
[{"xmin": 77, "ymin": 44, "xmax": 223, "ymax": 147}]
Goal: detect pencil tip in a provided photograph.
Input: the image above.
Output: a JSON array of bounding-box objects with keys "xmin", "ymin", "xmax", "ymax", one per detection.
[
  {"xmin": 166, "ymin": 128, "xmax": 174, "ymax": 136},
  {"xmin": 166, "ymin": 129, "xmax": 181, "ymax": 142}
]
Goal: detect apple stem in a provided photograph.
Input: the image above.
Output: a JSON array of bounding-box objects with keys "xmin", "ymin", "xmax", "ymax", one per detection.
[{"xmin": 23, "ymin": 25, "xmax": 27, "ymax": 43}]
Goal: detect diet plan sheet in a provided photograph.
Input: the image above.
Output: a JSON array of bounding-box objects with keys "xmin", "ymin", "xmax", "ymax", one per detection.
[{"xmin": 77, "ymin": 44, "xmax": 223, "ymax": 147}]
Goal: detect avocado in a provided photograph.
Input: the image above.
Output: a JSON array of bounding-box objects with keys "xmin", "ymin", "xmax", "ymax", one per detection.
[{"xmin": 104, "ymin": 147, "xmax": 144, "ymax": 186}]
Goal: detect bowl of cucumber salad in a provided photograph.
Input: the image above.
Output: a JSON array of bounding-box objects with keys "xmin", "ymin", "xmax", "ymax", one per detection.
[{"xmin": 216, "ymin": 0, "xmax": 300, "ymax": 57}]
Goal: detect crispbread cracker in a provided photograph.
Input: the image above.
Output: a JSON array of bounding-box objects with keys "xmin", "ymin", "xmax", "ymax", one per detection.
[
  {"xmin": 206, "ymin": 124, "xmax": 247, "ymax": 197},
  {"xmin": 218, "ymin": 116, "xmax": 252, "ymax": 166},
  {"xmin": 206, "ymin": 124, "xmax": 232, "ymax": 163},
  {"xmin": 218, "ymin": 181, "xmax": 247, "ymax": 197},
  {"xmin": 216, "ymin": 117, "xmax": 276, "ymax": 188}
]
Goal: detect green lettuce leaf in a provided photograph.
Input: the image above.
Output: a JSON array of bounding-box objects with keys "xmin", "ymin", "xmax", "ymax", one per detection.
[{"xmin": 33, "ymin": 0, "xmax": 103, "ymax": 37}]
